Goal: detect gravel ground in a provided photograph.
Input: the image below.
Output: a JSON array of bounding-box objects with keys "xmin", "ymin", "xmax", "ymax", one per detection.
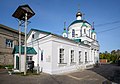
[{"xmin": 0, "ymin": 64, "xmax": 120, "ymax": 84}]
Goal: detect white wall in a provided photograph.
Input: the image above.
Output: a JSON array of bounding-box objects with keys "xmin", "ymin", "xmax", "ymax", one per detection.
[
  {"xmin": 27, "ymin": 31, "xmax": 49, "ymax": 44},
  {"xmin": 68, "ymin": 22, "xmax": 92, "ymax": 40},
  {"xmin": 68, "ymin": 23, "xmax": 83, "ymax": 39},
  {"xmin": 27, "ymin": 31, "xmax": 53, "ymax": 74},
  {"xmin": 50, "ymin": 36, "xmax": 91, "ymax": 74},
  {"xmin": 14, "ymin": 54, "xmax": 17, "ymax": 69},
  {"xmin": 26, "ymin": 30, "xmax": 99, "ymax": 74},
  {"xmin": 92, "ymin": 33, "xmax": 96, "ymax": 40},
  {"xmin": 14, "ymin": 54, "xmax": 25, "ymax": 72},
  {"xmin": 38, "ymin": 40, "xmax": 52, "ymax": 74}
]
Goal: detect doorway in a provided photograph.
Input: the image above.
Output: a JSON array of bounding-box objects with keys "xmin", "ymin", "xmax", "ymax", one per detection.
[{"xmin": 16, "ymin": 56, "xmax": 19, "ymax": 70}]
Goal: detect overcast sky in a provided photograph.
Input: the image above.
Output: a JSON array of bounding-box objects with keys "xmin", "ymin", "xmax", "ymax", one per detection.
[{"xmin": 0, "ymin": 0, "xmax": 120, "ymax": 52}]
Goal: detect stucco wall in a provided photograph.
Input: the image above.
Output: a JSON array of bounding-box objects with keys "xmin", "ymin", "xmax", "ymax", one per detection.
[
  {"xmin": 27, "ymin": 33, "xmax": 53, "ymax": 74},
  {"xmin": 51, "ymin": 36, "xmax": 91, "ymax": 74},
  {"xmin": 26, "ymin": 30, "xmax": 99, "ymax": 74}
]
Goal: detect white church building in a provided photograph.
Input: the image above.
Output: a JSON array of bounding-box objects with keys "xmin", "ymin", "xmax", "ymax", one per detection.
[{"xmin": 13, "ymin": 10, "xmax": 100, "ymax": 74}]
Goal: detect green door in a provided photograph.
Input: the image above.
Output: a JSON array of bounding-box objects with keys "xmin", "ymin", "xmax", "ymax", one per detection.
[{"xmin": 16, "ymin": 56, "xmax": 19, "ymax": 70}]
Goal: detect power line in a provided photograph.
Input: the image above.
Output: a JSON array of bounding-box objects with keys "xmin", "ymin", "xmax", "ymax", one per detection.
[
  {"xmin": 95, "ymin": 20, "xmax": 120, "ymax": 27},
  {"xmin": 97, "ymin": 26, "xmax": 120, "ymax": 34}
]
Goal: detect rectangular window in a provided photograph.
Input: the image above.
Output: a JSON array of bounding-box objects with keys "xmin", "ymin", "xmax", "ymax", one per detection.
[
  {"xmin": 21, "ymin": 41, "xmax": 24, "ymax": 45},
  {"xmin": 41, "ymin": 50, "xmax": 43, "ymax": 61},
  {"xmin": 80, "ymin": 30, "xmax": 82, "ymax": 36},
  {"xmin": 85, "ymin": 52, "xmax": 87, "ymax": 63},
  {"xmin": 59, "ymin": 48, "xmax": 64, "ymax": 63},
  {"xmin": 89, "ymin": 29, "xmax": 91, "ymax": 37},
  {"xmin": 27, "ymin": 56, "xmax": 33, "ymax": 61},
  {"xmin": 6, "ymin": 39, "xmax": 13, "ymax": 48},
  {"xmin": 84, "ymin": 29, "xmax": 86, "ymax": 34},
  {"xmin": 94, "ymin": 35, "xmax": 96, "ymax": 40},
  {"xmin": 71, "ymin": 50, "xmax": 74, "ymax": 63},
  {"xmin": 79, "ymin": 51, "xmax": 82, "ymax": 63}
]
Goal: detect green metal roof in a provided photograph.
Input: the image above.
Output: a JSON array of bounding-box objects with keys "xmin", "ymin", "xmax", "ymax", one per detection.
[
  {"xmin": 91, "ymin": 29, "xmax": 96, "ymax": 33},
  {"xmin": 73, "ymin": 39, "xmax": 81, "ymax": 43},
  {"xmin": 13, "ymin": 45, "xmax": 37, "ymax": 54},
  {"xmin": 81, "ymin": 22, "xmax": 88, "ymax": 27},
  {"xmin": 62, "ymin": 29, "xmax": 67, "ymax": 34},
  {"xmin": 28, "ymin": 29, "xmax": 90, "ymax": 47},
  {"xmin": 31, "ymin": 29, "xmax": 51, "ymax": 34},
  {"xmin": 69, "ymin": 20, "xmax": 91, "ymax": 27},
  {"xmin": 27, "ymin": 28, "xmax": 51, "ymax": 40}
]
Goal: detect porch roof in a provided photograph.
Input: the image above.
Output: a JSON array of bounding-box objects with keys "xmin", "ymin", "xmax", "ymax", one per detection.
[{"xmin": 13, "ymin": 45, "xmax": 37, "ymax": 54}]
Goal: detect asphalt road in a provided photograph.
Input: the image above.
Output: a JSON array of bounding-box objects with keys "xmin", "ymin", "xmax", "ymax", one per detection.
[{"xmin": 0, "ymin": 64, "xmax": 120, "ymax": 84}]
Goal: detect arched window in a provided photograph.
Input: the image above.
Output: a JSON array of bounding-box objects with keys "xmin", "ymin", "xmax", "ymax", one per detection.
[
  {"xmin": 72, "ymin": 29, "xmax": 75, "ymax": 37},
  {"xmin": 84, "ymin": 29, "xmax": 86, "ymax": 34},
  {"xmin": 94, "ymin": 35, "xmax": 96, "ymax": 40},
  {"xmin": 80, "ymin": 29, "xmax": 82, "ymax": 36},
  {"xmin": 89, "ymin": 29, "xmax": 91, "ymax": 37},
  {"xmin": 32, "ymin": 34, "xmax": 34, "ymax": 39}
]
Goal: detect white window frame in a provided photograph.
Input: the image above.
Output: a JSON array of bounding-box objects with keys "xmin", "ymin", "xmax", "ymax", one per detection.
[
  {"xmin": 6, "ymin": 39, "xmax": 13, "ymax": 48},
  {"xmin": 84, "ymin": 29, "xmax": 86, "ymax": 34},
  {"xmin": 94, "ymin": 35, "xmax": 96, "ymax": 40},
  {"xmin": 71, "ymin": 50, "xmax": 74, "ymax": 63},
  {"xmin": 59, "ymin": 48, "xmax": 64, "ymax": 64},
  {"xmin": 79, "ymin": 51, "xmax": 82, "ymax": 63},
  {"xmin": 72, "ymin": 29, "xmax": 75, "ymax": 37},
  {"xmin": 27, "ymin": 56, "xmax": 33, "ymax": 61},
  {"xmin": 85, "ymin": 52, "xmax": 87, "ymax": 63},
  {"xmin": 41, "ymin": 50, "xmax": 43, "ymax": 61},
  {"xmin": 32, "ymin": 34, "xmax": 34, "ymax": 39},
  {"xmin": 80, "ymin": 29, "xmax": 82, "ymax": 36},
  {"xmin": 89, "ymin": 29, "xmax": 91, "ymax": 37}
]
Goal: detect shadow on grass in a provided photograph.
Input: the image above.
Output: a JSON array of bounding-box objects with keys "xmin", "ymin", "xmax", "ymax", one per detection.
[{"xmin": 88, "ymin": 64, "xmax": 120, "ymax": 84}]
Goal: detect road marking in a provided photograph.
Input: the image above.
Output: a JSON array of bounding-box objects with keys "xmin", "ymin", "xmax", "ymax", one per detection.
[
  {"xmin": 87, "ymin": 78, "xmax": 98, "ymax": 80},
  {"xmin": 67, "ymin": 75, "xmax": 90, "ymax": 80}
]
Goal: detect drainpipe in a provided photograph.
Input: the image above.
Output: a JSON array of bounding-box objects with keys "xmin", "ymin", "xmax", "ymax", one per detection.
[{"xmin": 37, "ymin": 40, "xmax": 39, "ymax": 74}]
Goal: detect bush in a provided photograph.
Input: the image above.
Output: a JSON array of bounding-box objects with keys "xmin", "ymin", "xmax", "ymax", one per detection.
[
  {"xmin": 0, "ymin": 65, "xmax": 5, "ymax": 69},
  {"xmin": 0, "ymin": 65, "xmax": 13, "ymax": 69}
]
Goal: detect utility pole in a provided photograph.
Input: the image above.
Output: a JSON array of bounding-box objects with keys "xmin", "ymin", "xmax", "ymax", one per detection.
[
  {"xmin": 18, "ymin": 20, "xmax": 21, "ymax": 72},
  {"xmin": 24, "ymin": 13, "xmax": 27, "ymax": 75}
]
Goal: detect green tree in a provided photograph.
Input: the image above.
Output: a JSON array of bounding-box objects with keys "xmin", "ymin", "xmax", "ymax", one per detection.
[{"xmin": 99, "ymin": 49, "xmax": 120, "ymax": 63}]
